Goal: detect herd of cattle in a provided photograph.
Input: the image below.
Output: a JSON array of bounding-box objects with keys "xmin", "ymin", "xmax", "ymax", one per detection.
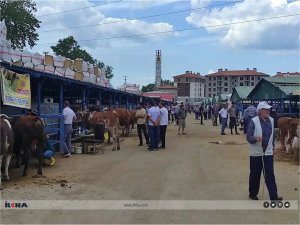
[
  {"xmin": 0, "ymin": 108, "xmax": 137, "ymax": 189},
  {"xmin": 0, "ymin": 110, "xmax": 299, "ymax": 189}
]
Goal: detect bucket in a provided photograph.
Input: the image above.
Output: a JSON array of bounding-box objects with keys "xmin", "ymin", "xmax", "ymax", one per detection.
[{"xmin": 74, "ymin": 146, "xmax": 82, "ymax": 154}]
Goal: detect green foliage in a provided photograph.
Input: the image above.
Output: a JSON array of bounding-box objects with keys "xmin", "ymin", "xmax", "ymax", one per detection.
[
  {"xmin": 0, "ymin": 0, "xmax": 41, "ymax": 50},
  {"xmin": 141, "ymin": 83, "xmax": 155, "ymax": 92},
  {"xmin": 161, "ymin": 79, "xmax": 174, "ymax": 86},
  {"xmin": 51, "ymin": 36, "xmax": 94, "ymax": 64}
]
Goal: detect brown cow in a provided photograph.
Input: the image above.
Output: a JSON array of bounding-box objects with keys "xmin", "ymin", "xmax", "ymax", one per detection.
[
  {"xmin": 284, "ymin": 118, "xmax": 300, "ymax": 154},
  {"xmin": 277, "ymin": 117, "xmax": 293, "ymax": 151},
  {"xmin": 128, "ymin": 110, "xmax": 137, "ymax": 131},
  {"xmin": 114, "ymin": 108, "xmax": 131, "ymax": 136},
  {"xmin": 13, "ymin": 114, "xmax": 46, "ymax": 176},
  {"xmin": 81, "ymin": 111, "xmax": 122, "ymax": 150},
  {"xmin": 0, "ymin": 114, "xmax": 14, "ymax": 189}
]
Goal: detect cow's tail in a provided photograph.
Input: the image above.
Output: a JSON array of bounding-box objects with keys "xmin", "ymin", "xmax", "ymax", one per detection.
[{"xmin": 113, "ymin": 111, "xmax": 124, "ymax": 130}]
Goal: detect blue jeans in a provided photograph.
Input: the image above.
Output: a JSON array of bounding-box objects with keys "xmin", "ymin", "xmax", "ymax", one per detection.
[
  {"xmin": 221, "ymin": 117, "xmax": 227, "ymax": 134},
  {"xmin": 249, "ymin": 155, "xmax": 279, "ymax": 200},
  {"xmin": 64, "ymin": 124, "xmax": 73, "ymax": 154},
  {"xmin": 148, "ymin": 125, "xmax": 159, "ymax": 149},
  {"xmin": 44, "ymin": 150, "xmax": 55, "ymax": 159}
]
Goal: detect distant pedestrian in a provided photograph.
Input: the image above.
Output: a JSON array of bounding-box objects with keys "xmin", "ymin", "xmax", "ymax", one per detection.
[
  {"xmin": 219, "ymin": 104, "xmax": 228, "ymax": 135},
  {"xmin": 89, "ymin": 100, "xmax": 101, "ymax": 112},
  {"xmin": 178, "ymin": 103, "xmax": 187, "ymax": 135},
  {"xmin": 199, "ymin": 104, "xmax": 204, "ymax": 125},
  {"xmin": 243, "ymin": 104, "xmax": 257, "ymax": 134},
  {"xmin": 174, "ymin": 104, "xmax": 180, "ymax": 125},
  {"xmin": 159, "ymin": 102, "xmax": 168, "ymax": 149},
  {"xmin": 227, "ymin": 102, "xmax": 239, "ymax": 135},
  {"xmin": 170, "ymin": 106, "xmax": 175, "ymax": 124},
  {"xmin": 135, "ymin": 103, "xmax": 149, "ymax": 146},
  {"xmin": 63, "ymin": 101, "xmax": 76, "ymax": 157},
  {"xmin": 212, "ymin": 103, "xmax": 219, "ymax": 126},
  {"xmin": 246, "ymin": 101, "xmax": 282, "ymax": 201}
]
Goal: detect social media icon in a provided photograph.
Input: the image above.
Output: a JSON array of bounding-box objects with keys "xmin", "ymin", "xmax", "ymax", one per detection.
[
  {"xmin": 277, "ymin": 202, "xmax": 283, "ymax": 208},
  {"xmin": 270, "ymin": 202, "xmax": 276, "ymax": 208},
  {"xmin": 284, "ymin": 202, "xmax": 290, "ymax": 208},
  {"xmin": 263, "ymin": 202, "xmax": 269, "ymax": 208}
]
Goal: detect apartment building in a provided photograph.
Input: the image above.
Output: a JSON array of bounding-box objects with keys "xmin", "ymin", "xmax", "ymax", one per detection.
[
  {"xmin": 173, "ymin": 71, "xmax": 206, "ymax": 104},
  {"xmin": 205, "ymin": 68, "xmax": 269, "ymax": 97}
]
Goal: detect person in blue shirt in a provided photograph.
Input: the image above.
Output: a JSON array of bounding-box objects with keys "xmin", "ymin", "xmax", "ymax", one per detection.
[{"xmin": 43, "ymin": 135, "xmax": 56, "ymax": 166}]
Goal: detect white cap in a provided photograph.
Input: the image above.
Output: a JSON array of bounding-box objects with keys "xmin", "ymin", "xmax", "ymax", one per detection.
[{"xmin": 257, "ymin": 101, "xmax": 272, "ymax": 111}]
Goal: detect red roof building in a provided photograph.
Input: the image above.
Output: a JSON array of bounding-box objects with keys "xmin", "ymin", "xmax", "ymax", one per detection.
[
  {"xmin": 274, "ymin": 72, "xmax": 300, "ymax": 77},
  {"xmin": 205, "ymin": 68, "xmax": 269, "ymax": 97},
  {"xmin": 143, "ymin": 92, "xmax": 176, "ymax": 102}
]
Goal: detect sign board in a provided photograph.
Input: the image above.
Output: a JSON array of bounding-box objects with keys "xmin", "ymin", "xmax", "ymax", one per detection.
[{"xmin": 0, "ymin": 68, "xmax": 31, "ymax": 109}]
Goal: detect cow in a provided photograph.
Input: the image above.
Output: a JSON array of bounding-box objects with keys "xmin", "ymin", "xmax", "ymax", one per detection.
[
  {"xmin": 80, "ymin": 111, "xmax": 122, "ymax": 151},
  {"xmin": 113, "ymin": 108, "xmax": 131, "ymax": 136},
  {"xmin": 284, "ymin": 118, "xmax": 300, "ymax": 154},
  {"xmin": 277, "ymin": 117, "xmax": 293, "ymax": 151},
  {"xmin": 128, "ymin": 110, "xmax": 137, "ymax": 131},
  {"xmin": 13, "ymin": 114, "xmax": 46, "ymax": 177},
  {"xmin": 0, "ymin": 114, "xmax": 14, "ymax": 189}
]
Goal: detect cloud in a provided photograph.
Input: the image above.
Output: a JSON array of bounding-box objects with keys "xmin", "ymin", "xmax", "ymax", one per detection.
[
  {"xmin": 186, "ymin": 0, "xmax": 300, "ymax": 52},
  {"xmin": 34, "ymin": 0, "xmax": 175, "ymax": 50}
]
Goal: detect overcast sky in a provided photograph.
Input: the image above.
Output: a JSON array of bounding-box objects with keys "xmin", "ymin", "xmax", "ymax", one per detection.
[{"xmin": 30, "ymin": 0, "xmax": 300, "ymax": 88}]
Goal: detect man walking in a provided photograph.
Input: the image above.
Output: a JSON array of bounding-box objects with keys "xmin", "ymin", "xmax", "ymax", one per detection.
[
  {"xmin": 135, "ymin": 103, "xmax": 149, "ymax": 146},
  {"xmin": 159, "ymin": 102, "xmax": 168, "ymax": 149},
  {"xmin": 227, "ymin": 102, "xmax": 239, "ymax": 135},
  {"xmin": 246, "ymin": 101, "xmax": 282, "ymax": 201},
  {"xmin": 178, "ymin": 103, "xmax": 187, "ymax": 135},
  {"xmin": 219, "ymin": 104, "xmax": 228, "ymax": 135},
  {"xmin": 63, "ymin": 101, "xmax": 76, "ymax": 157}
]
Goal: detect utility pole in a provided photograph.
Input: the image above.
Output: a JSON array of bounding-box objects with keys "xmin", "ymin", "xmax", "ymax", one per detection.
[{"xmin": 124, "ymin": 76, "xmax": 128, "ymax": 84}]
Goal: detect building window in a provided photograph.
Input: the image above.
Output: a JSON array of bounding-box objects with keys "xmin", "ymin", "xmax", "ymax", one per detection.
[
  {"xmin": 214, "ymin": 77, "xmax": 216, "ymax": 81},
  {"xmin": 213, "ymin": 88, "xmax": 216, "ymax": 91},
  {"xmin": 258, "ymin": 77, "xmax": 260, "ymax": 80},
  {"xmin": 240, "ymin": 77, "xmax": 243, "ymax": 81},
  {"xmin": 186, "ymin": 78, "xmax": 188, "ymax": 82},
  {"xmin": 224, "ymin": 83, "xmax": 228, "ymax": 86},
  {"xmin": 209, "ymin": 94, "xmax": 211, "ymax": 97},
  {"xmin": 251, "ymin": 77, "xmax": 254, "ymax": 80},
  {"xmin": 178, "ymin": 78, "xmax": 180, "ymax": 82},
  {"xmin": 208, "ymin": 88, "xmax": 211, "ymax": 92},
  {"xmin": 232, "ymin": 82, "xmax": 234, "ymax": 85},
  {"xmin": 251, "ymin": 82, "xmax": 254, "ymax": 86},
  {"xmin": 225, "ymin": 77, "xmax": 228, "ymax": 80},
  {"xmin": 213, "ymin": 83, "xmax": 216, "ymax": 86},
  {"xmin": 224, "ymin": 88, "xmax": 228, "ymax": 92},
  {"xmin": 209, "ymin": 83, "xmax": 211, "ymax": 86},
  {"xmin": 240, "ymin": 83, "xmax": 243, "ymax": 86},
  {"xmin": 209, "ymin": 77, "xmax": 211, "ymax": 81}
]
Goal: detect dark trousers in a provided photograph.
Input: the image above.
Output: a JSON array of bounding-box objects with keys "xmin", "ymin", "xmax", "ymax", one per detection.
[
  {"xmin": 249, "ymin": 155, "xmax": 279, "ymax": 200},
  {"xmin": 159, "ymin": 125, "xmax": 167, "ymax": 148},
  {"xmin": 148, "ymin": 125, "xmax": 159, "ymax": 149},
  {"xmin": 221, "ymin": 117, "xmax": 227, "ymax": 134},
  {"xmin": 229, "ymin": 117, "xmax": 238, "ymax": 134},
  {"xmin": 213, "ymin": 114, "xmax": 218, "ymax": 126},
  {"xmin": 137, "ymin": 123, "xmax": 149, "ymax": 145},
  {"xmin": 195, "ymin": 112, "xmax": 199, "ymax": 120},
  {"xmin": 200, "ymin": 113, "xmax": 204, "ymax": 124}
]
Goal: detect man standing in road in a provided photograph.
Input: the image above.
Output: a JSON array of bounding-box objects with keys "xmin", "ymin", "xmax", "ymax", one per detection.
[
  {"xmin": 219, "ymin": 104, "xmax": 228, "ymax": 135},
  {"xmin": 147, "ymin": 101, "xmax": 160, "ymax": 151},
  {"xmin": 178, "ymin": 103, "xmax": 187, "ymax": 135},
  {"xmin": 135, "ymin": 103, "xmax": 149, "ymax": 147},
  {"xmin": 63, "ymin": 101, "xmax": 76, "ymax": 157},
  {"xmin": 227, "ymin": 102, "xmax": 239, "ymax": 135},
  {"xmin": 246, "ymin": 101, "xmax": 282, "ymax": 201},
  {"xmin": 159, "ymin": 102, "xmax": 168, "ymax": 149}
]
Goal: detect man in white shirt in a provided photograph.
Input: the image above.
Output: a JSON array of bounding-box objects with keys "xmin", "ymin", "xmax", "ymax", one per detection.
[
  {"xmin": 147, "ymin": 101, "xmax": 160, "ymax": 151},
  {"xmin": 63, "ymin": 101, "xmax": 76, "ymax": 157},
  {"xmin": 159, "ymin": 102, "xmax": 168, "ymax": 149},
  {"xmin": 219, "ymin": 104, "xmax": 228, "ymax": 135}
]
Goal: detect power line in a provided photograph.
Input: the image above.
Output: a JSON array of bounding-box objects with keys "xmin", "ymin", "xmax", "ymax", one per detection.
[
  {"xmin": 37, "ymin": 0, "xmax": 123, "ymax": 18},
  {"xmin": 37, "ymin": 13, "xmax": 300, "ymax": 45},
  {"xmin": 38, "ymin": 1, "xmax": 242, "ymax": 33}
]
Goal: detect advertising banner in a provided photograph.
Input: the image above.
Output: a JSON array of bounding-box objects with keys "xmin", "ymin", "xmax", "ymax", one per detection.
[{"xmin": 0, "ymin": 68, "xmax": 31, "ymax": 109}]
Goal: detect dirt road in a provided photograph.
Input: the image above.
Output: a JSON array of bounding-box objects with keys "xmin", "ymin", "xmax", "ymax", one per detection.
[{"xmin": 1, "ymin": 114, "xmax": 299, "ymax": 224}]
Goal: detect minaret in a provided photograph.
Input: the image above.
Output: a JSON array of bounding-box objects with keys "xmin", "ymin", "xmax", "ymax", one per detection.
[{"xmin": 155, "ymin": 50, "xmax": 161, "ymax": 89}]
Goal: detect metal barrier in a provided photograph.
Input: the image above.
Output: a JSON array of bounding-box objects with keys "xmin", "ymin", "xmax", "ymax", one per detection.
[{"xmin": 40, "ymin": 114, "xmax": 64, "ymax": 153}]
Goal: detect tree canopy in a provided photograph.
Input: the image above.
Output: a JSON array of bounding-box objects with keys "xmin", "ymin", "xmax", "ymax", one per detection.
[
  {"xmin": 0, "ymin": 0, "xmax": 41, "ymax": 50},
  {"xmin": 51, "ymin": 36, "xmax": 114, "ymax": 79},
  {"xmin": 141, "ymin": 79, "xmax": 174, "ymax": 92}
]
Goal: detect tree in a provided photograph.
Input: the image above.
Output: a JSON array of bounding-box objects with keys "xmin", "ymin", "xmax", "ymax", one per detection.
[
  {"xmin": 161, "ymin": 79, "xmax": 174, "ymax": 86},
  {"xmin": 0, "ymin": 0, "xmax": 41, "ymax": 50},
  {"xmin": 141, "ymin": 83, "xmax": 155, "ymax": 92},
  {"xmin": 95, "ymin": 60, "xmax": 114, "ymax": 80},
  {"xmin": 51, "ymin": 36, "xmax": 94, "ymax": 64}
]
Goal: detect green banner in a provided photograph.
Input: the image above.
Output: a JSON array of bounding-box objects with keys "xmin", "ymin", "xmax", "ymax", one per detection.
[{"xmin": 1, "ymin": 68, "xmax": 31, "ymax": 109}]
